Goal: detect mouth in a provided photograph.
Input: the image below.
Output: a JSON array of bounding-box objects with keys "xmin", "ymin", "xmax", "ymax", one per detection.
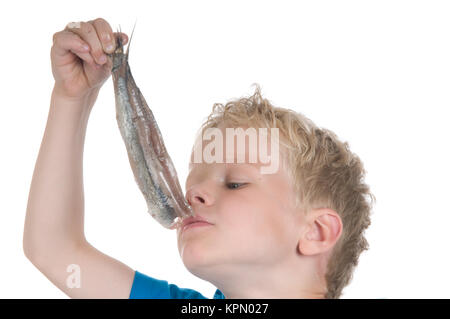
[{"xmin": 180, "ymin": 215, "xmax": 213, "ymax": 233}]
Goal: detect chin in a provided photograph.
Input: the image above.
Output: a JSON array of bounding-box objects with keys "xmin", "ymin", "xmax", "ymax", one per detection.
[
  {"xmin": 180, "ymin": 241, "xmax": 209, "ymax": 268},
  {"xmin": 180, "ymin": 241, "xmax": 225, "ymax": 280}
]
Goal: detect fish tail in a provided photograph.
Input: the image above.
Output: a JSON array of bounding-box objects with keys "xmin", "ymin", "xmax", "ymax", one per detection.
[
  {"xmin": 125, "ymin": 19, "xmax": 137, "ymax": 60},
  {"xmin": 117, "ymin": 25, "xmax": 122, "ymax": 47},
  {"xmin": 111, "ymin": 25, "xmax": 124, "ymax": 55}
]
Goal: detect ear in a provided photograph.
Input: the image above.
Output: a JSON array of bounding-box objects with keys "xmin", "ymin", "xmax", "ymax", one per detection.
[{"xmin": 298, "ymin": 208, "xmax": 343, "ymax": 256}]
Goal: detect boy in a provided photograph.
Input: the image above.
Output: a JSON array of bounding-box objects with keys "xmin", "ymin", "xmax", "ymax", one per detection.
[{"xmin": 23, "ymin": 18, "xmax": 374, "ymax": 299}]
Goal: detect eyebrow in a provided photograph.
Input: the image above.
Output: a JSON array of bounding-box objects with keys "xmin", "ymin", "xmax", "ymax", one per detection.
[
  {"xmin": 228, "ymin": 162, "xmax": 262, "ymax": 174},
  {"xmin": 186, "ymin": 162, "xmax": 261, "ymax": 184}
]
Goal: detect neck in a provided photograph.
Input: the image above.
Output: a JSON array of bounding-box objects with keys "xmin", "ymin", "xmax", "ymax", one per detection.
[{"xmin": 206, "ymin": 258, "xmax": 326, "ymax": 299}]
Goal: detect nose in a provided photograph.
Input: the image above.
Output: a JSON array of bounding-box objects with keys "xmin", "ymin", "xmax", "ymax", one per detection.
[{"xmin": 185, "ymin": 186, "xmax": 213, "ymax": 206}]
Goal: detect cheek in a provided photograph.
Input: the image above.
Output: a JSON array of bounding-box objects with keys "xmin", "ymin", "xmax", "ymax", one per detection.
[
  {"xmin": 218, "ymin": 191, "xmax": 259, "ymax": 227},
  {"xmin": 221, "ymin": 191, "xmax": 292, "ymax": 243},
  {"xmin": 255, "ymin": 203, "xmax": 290, "ymax": 239}
]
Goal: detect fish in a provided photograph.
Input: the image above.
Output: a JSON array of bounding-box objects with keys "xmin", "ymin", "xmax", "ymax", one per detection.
[{"xmin": 109, "ymin": 27, "xmax": 194, "ymax": 229}]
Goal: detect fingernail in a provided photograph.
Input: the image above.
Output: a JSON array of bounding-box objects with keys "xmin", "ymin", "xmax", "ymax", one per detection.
[
  {"xmin": 82, "ymin": 44, "xmax": 90, "ymax": 51},
  {"xmin": 99, "ymin": 55, "xmax": 107, "ymax": 64},
  {"xmin": 106, "ymin": 44, "xmax": 115, "ymax": 52}
]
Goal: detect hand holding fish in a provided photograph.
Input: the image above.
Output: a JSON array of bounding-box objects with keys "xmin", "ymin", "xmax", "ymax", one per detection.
[
  {"xmin": 50, "ymin": 18, "xmax": 128, "ymax": 100},
  {"xmin": 50, "ymin": 17, "xmax": 193, "ymax": 229}
]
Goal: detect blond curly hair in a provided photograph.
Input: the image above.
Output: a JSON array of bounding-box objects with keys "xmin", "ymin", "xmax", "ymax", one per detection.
[{"xmin": 197, "ymin": 84, "xmax": 375, "ymax": 298}]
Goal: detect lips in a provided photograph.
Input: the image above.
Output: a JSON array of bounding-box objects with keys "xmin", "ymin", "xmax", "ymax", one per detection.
[{"xmin": 180, "ymin": 215, "xmax": 212, "ymax": 232}]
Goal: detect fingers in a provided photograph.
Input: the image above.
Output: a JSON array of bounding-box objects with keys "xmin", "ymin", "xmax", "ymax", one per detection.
[
  {"xmin": 59, "ymin": 18, "xmax": 128, "ymax": 69},
  {"xmin": 114, "ymin": 32, "xmax": 129, "ymax": 46},
  {"xmin": 52, "ymin": 30, "xmax": 95, "ymax": 65},
  {"xmin": 90, "ymin": 18, "xmax": 116, "ymax": 54},
  {"xmin": 90, "ymin": 20, "xmax": 129, "ymax": 52},
  {"xmin": 66, "ymin": 20, "xmax": 107, "ymax": 65},
  {"xmin": 64, "ymin": 18, "xmax": 129, "ymax": 66}
]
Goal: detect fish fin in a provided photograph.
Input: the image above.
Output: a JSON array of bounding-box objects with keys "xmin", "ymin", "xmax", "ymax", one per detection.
[
  {"xmin": 125, "ymin": 19, "xmax": 137, "ymax": 60},
  {"xmin": 117, "ymin": 25, "xmax": 122, "ymax": 48},
  {"xmin": 110, "ymin": 25, "xmax": 124, "ymax": 54}
]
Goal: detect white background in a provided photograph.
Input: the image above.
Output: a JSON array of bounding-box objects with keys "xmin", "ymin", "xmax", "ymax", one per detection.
[{"xmin": 1, "ymin": 0, "xmax": 449, "ymax": 298}]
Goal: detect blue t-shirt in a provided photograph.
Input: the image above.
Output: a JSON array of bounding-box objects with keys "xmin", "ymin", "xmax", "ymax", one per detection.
[{"xmin": 129, "ymin": 270, "xmax": 225, "ymax": 299}]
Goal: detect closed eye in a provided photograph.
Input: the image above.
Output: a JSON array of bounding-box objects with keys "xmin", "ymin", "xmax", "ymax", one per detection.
[{"xmin": 226, "ymin": 182, "xmax": 247, "ymax": 190}]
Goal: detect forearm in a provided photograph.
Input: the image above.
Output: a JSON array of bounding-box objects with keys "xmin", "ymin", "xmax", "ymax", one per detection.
[
  {"xmin": 23, "ymin": 86, "xmax": 99, "ymax": 260},
  {"xmin": 23, "ymin": 85, "xmax": 135, "ymax": 298}
]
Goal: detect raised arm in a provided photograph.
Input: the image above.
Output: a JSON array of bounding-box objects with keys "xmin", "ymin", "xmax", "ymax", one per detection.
[{"xmin": 23, "ymin": 18, "xmax": 135, "ymax": 298}]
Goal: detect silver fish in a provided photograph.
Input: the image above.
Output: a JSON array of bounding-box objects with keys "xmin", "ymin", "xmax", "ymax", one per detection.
[{"xmin": 110, "ymin": 28, "xmax": 193, "ymax": 229}]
